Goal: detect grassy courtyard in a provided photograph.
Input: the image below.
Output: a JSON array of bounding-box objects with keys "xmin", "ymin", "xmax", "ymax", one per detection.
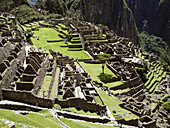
[
  {"xmin": 31, "ymin": 28, "xmax": 90, "ymax": 59},
  {"xmin": 79, "ymin": 62, "xmax": 123, "ymax": 88},
  {"xmin": 97, "ymin": 89, "xmax": 139, "ymax": 121}
]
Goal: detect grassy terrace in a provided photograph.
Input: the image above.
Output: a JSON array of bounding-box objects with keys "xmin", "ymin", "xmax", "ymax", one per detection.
[
  {"xmin": 55, "ymin": 23, "xmax": 68, "ymax": 35},
  {"xmin": 97, "ymin": 89, "xmax": 139, "ymax": 121},
  {"xmin": 145, "ymin": 62, "xmax": 166, "ymax": 93},
  {"xmin": 31, "ymin": 28, "xmax": 90, "ymax": 59},
  {"xmin": 111, "ymin": 88, "xmax": 130, "ymax": 95},
  {"xmin": 79, "ymin": 62, "xmax": 123, "ymax": 88},
  {"xmin": 0, "ymin": 109, "xmax": 62, "ymax": 128},
  {"xmin": 60, "ymin": 118, "xmax": 118, "ymax": 128},
  {"xmin": 61, "ymin": 107, "xmax": 100, "ymax": 117}
]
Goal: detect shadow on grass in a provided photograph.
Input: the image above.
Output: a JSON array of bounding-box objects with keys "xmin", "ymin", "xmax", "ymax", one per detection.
[{"xmin": 97, "ymin": 73, "xmax": 113, "ymax": 83}]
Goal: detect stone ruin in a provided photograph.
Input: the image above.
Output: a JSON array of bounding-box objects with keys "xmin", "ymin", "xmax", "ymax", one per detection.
[
  {"xmin": 49, "ymin": 49, "xmax": 107, "ymax": 114},
  {"xmin": 65, "ymin": 19, "xmax": 170, "ymax": 127},
  {"xmin": 0, "ymin": 12, "xmax": 169, "ymax": 127}
]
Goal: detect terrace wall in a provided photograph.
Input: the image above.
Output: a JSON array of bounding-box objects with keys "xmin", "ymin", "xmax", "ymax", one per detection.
[
  {"xmin": 110, "ymin": 77, "xmax": 141, "ymax": 90},
  {"xmin": 2, "ymin": 89, "xmax": 54, "ymax": 108},
  {"xmin": 57, "ymin": 110, "xmax": 110, "ymax": 123},
  {"xmin": 55, "ymin": 97, "xmax": 106, "ymax": 112}
]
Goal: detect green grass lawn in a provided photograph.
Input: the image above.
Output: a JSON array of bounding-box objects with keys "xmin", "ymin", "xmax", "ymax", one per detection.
[
  {"xmin": 0, "ymin": 109, "xmax": 62, "ymax": 128},
  {"xmin": 63, "ymin": 107, "xmax": 99, "ymax": 117},
  {"xmin": 38, "ymin": 75, "xmax": 51, "ymax": 97},
  {"xmin": 111, "ymin": 88, "xmax": 130, "ymax": 95},
  {"xmin": 96, "ymin": 89, "xmax": 139, "ymax": 121},
  {"xmin": 60, "ymin": 118, "xmax": 118, "ymax": 128},
  {"xmin": 49, "ymin": 67, "xmax": 60, "ymax": 99},
  {"xmin": 79, "ymin": 62, "xmax": 123, "ymax": 88},
  {"xmin": 31, "ymin": 28, "xmax": 90, "ymax": 59}
]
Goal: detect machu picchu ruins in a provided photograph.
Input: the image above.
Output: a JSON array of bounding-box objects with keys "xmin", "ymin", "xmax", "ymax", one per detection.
[{"xmin": 0, "ymin": 1, "xmax": 170, "ymax": 127}]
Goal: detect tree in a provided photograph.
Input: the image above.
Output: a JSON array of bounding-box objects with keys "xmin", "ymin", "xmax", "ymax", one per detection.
[
  {"xmin": 97, "ymin": 53, "xmax": 111, "ymax": 74},
  {"xmin": 35, "ymin": 0, "xmax": 45, "ymax": 9}
]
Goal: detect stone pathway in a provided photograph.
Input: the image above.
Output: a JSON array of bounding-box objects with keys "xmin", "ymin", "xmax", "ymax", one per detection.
[
  {"xmin": 83, "ymin": 50, "xmax": 94, "ymax": 60},
  {"xmin": 49, "ymin": 109, "xmax": 70, "ymax": 128}
]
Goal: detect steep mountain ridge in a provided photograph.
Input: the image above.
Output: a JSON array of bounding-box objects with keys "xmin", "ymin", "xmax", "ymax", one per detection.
[{"xmin": 126, "ymin": 0, "xmax": 170, "ymax": 46}]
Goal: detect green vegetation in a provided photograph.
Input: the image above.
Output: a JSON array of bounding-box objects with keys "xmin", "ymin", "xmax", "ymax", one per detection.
[
  {"xmin": 12, "ymin": 5, "xmax": 43, "ymax": 24},
  {"xmin": 97, "ymin": 89, "xmax": 139, "ymax": 121},
  {"xmin": 140, "ymin": 31, "xmax": 170, "ymax": 64},
  {"xmin": 38, "ymin": 75, "xmax": 51, "ymax": 97},
  {"xmin": 111, "ymin": 88, "xmax": 130, "ymax": 95},
  {"xmin": 162, "ymin": 102, "xmax": 170, "ymax": 112},
  {"xmin": 144, "ymin": 62, "xmax": 167, "ymax": 93},
  {"xmin": 60, "ymin": 118, "xmax": 118, "ymax": 128},
  {"xmin": 35, "ymin": 0, "xmax": 45, "ymax": 9},
  {"xmin": 136, "ymin": 61, "xmax": 148, "ymax": 82},
  {"xmin": 0, "ymin": 109, "xmax": 62, "ymax": 128},
  {"xmin": 97, "ymin": 73, "xmax": 113, "ymax": 83},
  {"xmin": 31, "ymin": 28, "xmax": 90, "ymax": 59},
  {"xmin": 24, "ymin": 29, "xmax": 34, "ymax": 44},
  {"xmin": 63, "ymin": 107, "xmax": 100, "ymax": 117},
  {"xmin": 162, "ymin": 62, "xmax": 170, "ymax": 72},
  {"xmin": 161, "ymin": 95, "xmax": 170, "ymax": 112},
  {"xmin": 97, "ymin": 53, "xmax": 111, "ymax": 74},
  {"xmin": 162, "ymin": 98, "xmax": 170, "ymax": 112},
  {"xmin": 95, "ymin": 96, "xmax": 103, "ymax": 105},
  {"xmin": 80, "ymin": 62, "xmax": 123, "ymax": 88}
]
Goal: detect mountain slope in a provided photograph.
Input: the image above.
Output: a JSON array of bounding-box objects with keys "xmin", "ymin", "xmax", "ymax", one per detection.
[
  {"xmin": 0, "ymin": 0, "xmax": 30, "ymax": 12},
  {"xmin": 126, "ymin": 0, "xmax": 170, "ymax": 46}
]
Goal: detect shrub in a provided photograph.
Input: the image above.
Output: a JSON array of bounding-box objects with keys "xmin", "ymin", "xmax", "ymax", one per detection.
[
  {"xmin": 97, "ymin": 73, "xmax": 113, "ymax": 83},
  {"xmin": 136, "ymin": 61, "xmax": 148, "ymax": 82},
  {"xmin": 162, "ymin": 101, "xmax": 170, "ymax": 112}
]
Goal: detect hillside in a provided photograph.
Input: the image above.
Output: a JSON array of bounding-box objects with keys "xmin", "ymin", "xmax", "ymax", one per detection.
[
  {"xmin": 0, "ymin": 1, "xmax": 170, "ymax": 128},
  {"xmin": 0, "ymin": 0, "xmax": 30, "ymax": 12},
  {"xmin": 126, "ymin": 0, "xmax": 170, "ymax": 46}
]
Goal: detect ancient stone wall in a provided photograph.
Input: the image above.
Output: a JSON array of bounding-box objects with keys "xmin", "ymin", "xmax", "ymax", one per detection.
[
  {"xmin": 0, "ymin": 46, "xmax": 26, "ymax": 89},
  {"xmin": 57, "ymin": 110, "xmax": 110, "ymax": 123},
  {"xmin": 33, "ymin": 55, "xmax": 49, "ymax": 94},
  {"xmin": 2, "ymin": 89, "xmax": 54, "ymax": 108},
  {"xmin": 110, "ymin": 77, "xmax": 140, "ymax": 90},
  {"xmin": 55, "ymin": 97, "xmax": 106, "ymax": 112},
  {"xmin": 0, "ymin": 41, "xmax": 13, "ymax": 62}
]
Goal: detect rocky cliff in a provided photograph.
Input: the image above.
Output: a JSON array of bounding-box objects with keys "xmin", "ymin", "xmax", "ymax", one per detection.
[
  {"xmin": 81, "ymin": 0, "xmax": 140, "ymax": 44},
  {"xmin": 156, "ymin": 0, "xmax": 170, "ymax": 46},
  {"xmin": 126, "ymin": 0, "xmax": 170, "ymax": 46}
]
